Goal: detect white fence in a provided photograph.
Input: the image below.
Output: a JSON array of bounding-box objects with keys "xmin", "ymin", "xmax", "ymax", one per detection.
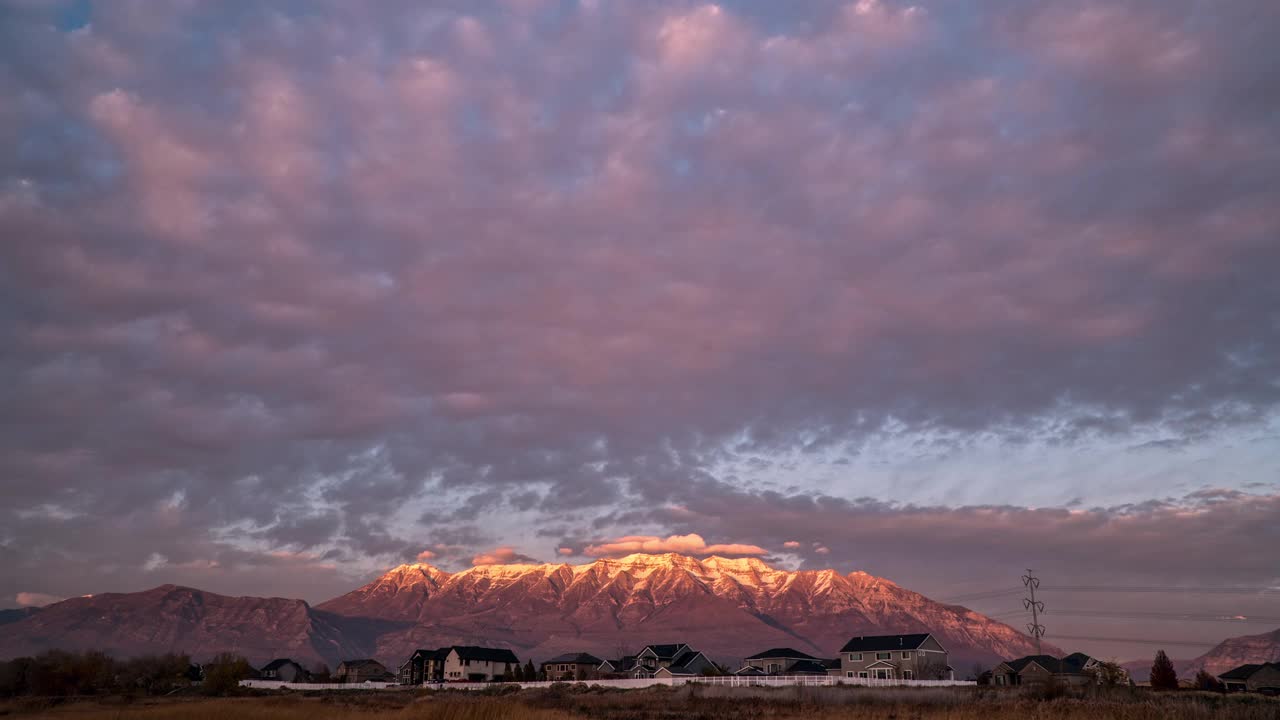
[
  {"xmin": 241, "ymin": 676, "xmax": 975, "ymax": 692},
  {"xmin": 415, "ymin": 676, "xmax": 975, "ymax": 691},
  {"xmin": 240, "ymin": 680, "xmax": 402, "ymax": 690}
]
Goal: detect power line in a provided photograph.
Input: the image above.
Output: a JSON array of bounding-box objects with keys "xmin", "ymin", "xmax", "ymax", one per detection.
[
  {"xmin": 1022, "ymin": 569, "xmax": 1045, "ymax": 655},
  {"xmin": 1044, "ymin": 634, "xmax": 1216, "ymax": 648},
  {"xmin": 1042, "ymin": 609, "xmax": 1280, "ymax": 624},
  {"xmin": 1043, "ymin": 585, "xmax": 1280, "ymax": 595}
]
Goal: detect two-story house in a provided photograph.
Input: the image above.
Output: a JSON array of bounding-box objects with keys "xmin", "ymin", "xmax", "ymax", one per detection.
[
  {"xmin": 541, "ymin": 652, "xmax": 603, "ymax": 681},
  {"xmin": 630, "ymin": 643, "xmax": 716, "ymax": 678},
  {"xmin": 399, "ymin": 648, "xmax": 448, "ymax": 685},
  {"xmin": 833, "ymin": 633, "xmax": 952, "ymax": 681},
  {"xmin": 442, "ymin": 646, "xmax": 520, "ymax": 682}
]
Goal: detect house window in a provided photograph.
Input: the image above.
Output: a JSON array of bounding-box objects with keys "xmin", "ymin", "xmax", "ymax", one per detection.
[
  {"xmin": 904, "ymin": 670, "xmax": 913, "ymax": 680},
  {"xmin": 848, "ymin": 653, "xmax": 863, "ymax": 661},
  {"xmin": 900, "ymin": 652, "xmax": 912, "ymax": 659},
  {"xmin": 846, "ymin": 671, "xmax": 854, "ymax": 678},
  {"xmin": 876, "ymin": 652, "xmax": 891, "ymax": 660},
  {"xmin": 859, "ymin": 672, "xmax": 869, "ymax": 678}
]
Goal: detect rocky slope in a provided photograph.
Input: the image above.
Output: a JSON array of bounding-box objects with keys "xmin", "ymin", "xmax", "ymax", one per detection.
[
  {"xmin": 0, "ymin": 585, "xmax": 368, "ymax": 667},
  {"xmin": 1122, "ymin": 627, "xmax": 1280, "ymax": 681},
  {"xmin": 318, "ymin": 553, "xmax": 1052, "ymax": 669}
]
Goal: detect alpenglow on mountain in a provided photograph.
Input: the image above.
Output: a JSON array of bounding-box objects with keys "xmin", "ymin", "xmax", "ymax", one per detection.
[{"xmin": 1, "ymin": 553, "xmax": 1054, "ymax": 669}]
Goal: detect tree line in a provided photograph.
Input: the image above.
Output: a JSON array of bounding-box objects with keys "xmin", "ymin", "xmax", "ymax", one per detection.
[{"xmin": 0, "ymin": 650, "xmax": 253, "ymax": 697}]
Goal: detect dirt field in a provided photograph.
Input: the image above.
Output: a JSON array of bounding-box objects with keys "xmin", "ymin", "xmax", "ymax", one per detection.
[{"xmin": 2, "ymin": 684, "xmax": 1277, "ymax": 720}]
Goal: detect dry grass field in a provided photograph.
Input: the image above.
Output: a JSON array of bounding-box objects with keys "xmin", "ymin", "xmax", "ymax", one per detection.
[{"xmin": 2, "ymin": 685, "xmax": 1277, "ymax": 720}]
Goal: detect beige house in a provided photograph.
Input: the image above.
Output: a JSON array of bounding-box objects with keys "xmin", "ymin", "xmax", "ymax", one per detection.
[
  {"xmin": 442, "ymin": 646, "xmax": 519, "ymax": 682},
  {"xmin": 335, "ymin": 658, "xmax": 393, "ymax": 683},
  {"xmin": 833, "ymin": 633, "xmax": 951, "ymax": 681}
]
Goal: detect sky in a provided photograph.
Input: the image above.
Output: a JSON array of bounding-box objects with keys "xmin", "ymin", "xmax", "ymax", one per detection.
[{"xmin": 1, "ymin": 0, "xmax": 1278, "ymax": 662}]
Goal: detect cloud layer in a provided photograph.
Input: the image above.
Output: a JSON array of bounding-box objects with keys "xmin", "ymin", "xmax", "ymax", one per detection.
[{"xmin": 1, "ymin": 0, "xmax": 1278, "ymax": 658}]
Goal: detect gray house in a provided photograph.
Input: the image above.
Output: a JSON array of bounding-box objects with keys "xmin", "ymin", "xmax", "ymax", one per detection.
[
  {"xmin": 631, "ymin": 644, "xmax": 716, "ymax": 678},
  {"xmin": 259, "ymin": 658, "xmax": 310, "ymax": 683},
  {"xmin": 834, "ymin": 633, "xmax": 951, "ymax": 681}
]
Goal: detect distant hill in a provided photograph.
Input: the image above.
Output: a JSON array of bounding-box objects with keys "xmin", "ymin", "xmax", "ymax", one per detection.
[
  {"xmin": 1, "ymin": 553, "xmax": 1052, "ymax": 669},
  {"xmin": 1124, "ymin": 627, "xmax": 1280, "ymax": 681}
]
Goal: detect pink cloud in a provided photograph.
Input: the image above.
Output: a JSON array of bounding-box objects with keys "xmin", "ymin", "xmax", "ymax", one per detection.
[
  {"xmin": 415, "ymin": 550, "xmax": 437, "ymax": 561},
  {"xmin": 471, "ymin": 546, "xmax": 538, "ymax": 566},
  {"xmin": 16, "ymin": 592, "xmax": 65, "ymax": 608},
  {"xmin": 557, "ymin": 547, "xmax": 575, "ymax": 556},
  {"xmin": 783, "ymin": 540, "xmax": 801, "ymax": 549},
  {"xmin": 583, "ymin": 533, "xmax": 766, "ymax": 558}
]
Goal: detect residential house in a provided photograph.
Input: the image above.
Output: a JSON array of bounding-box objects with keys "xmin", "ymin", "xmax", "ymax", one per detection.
[
  {"xmin": 541, "ymin": 652, "xmax": 603, "ymax": 681},
  {"xmin": 991, "ymin": 653, "xmax": 1104, "ymax": 687},
  {"xmin": 738, "ymin": 648, "xmax": 834, "ymax": 676},
  {"xmin": 336, "ymin": 659, "xmax": 394, "ymax": 683},
  {"xmin": 834, "ymin": 633, "xmax": 952, "ymax": 681},
  {"xmin": 259, "ymin": 658, "xmax": 311, "ymax": 683},
  {"xmin": 1218, "ymin": 662, "xmax": 1280, "ymax": 694},
  {"xmin": 442, "ymin": 646, "xmax": 520, "ymax": 682},
  {"xmin": 399, "ymin": 648, "xmax": 448, "ymax": 685},
  {"xmin": 631, "ymin": 644, "xmax": 716, "ymax": 678}
]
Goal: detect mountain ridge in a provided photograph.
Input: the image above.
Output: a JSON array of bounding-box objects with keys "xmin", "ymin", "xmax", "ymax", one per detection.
[{"xmin": 1, "ymin": 553, "xmax": 1062, "ymax": 669}]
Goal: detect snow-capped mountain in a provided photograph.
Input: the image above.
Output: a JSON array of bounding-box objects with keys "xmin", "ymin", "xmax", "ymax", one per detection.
[
  {"xmin": 0, "ymin": 553, "xmax": 1056, "ymax": 669},
  {"xmin": 316, "ymin": 553, "xmax": 1051, "ymax": 669}
]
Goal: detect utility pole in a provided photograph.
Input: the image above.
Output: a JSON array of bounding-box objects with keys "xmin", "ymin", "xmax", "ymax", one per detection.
[{"xmin": 1022, "ymin": 569, "xmax": 1045, "ymax": 654}]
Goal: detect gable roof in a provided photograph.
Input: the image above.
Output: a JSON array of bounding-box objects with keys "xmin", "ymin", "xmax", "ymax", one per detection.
[
  {"xmin": 784, "ymin": 659, "xmax": 831, "ymax": 675},
  {"xmin": 1003, "ymin": 654, "xmax": 1094, "ymax": 675},
  {"xmin": 543, "ymin": 652, "xmax": 602, "ymax": 666},
  {"xmin": 641, "ymin": 644, "xmax": 688, "ymax": 660},
  {"xmin": 338, "ymin": 659, "xmax": 388, "ymax": 674},
  {"xmin": 599, "ymin": 656, "xmax": 636, "ymax": 672},
  {"xmin": 1218, "ymin": 663, "xmax": 1263, "ymax": 680},
  {"xmin": 839, "ymin": 634, "xmax": 933, "ymax": 652},
  {"xmin": 261, "ymin": 658, "xmax": 304, "ymax": 672},
  {"xmin": 410, "ymin": 648, "xmax": 448, "ymax": 661},
  {"xmin": 448, "ymin": 646, "xmax": 519, "ymax": 663},
  {"xmin": 746, "ymin": 647, "xmax": 818, "ymax": 661},
  {"xmin": 669, "ymin": 651, "xmax": 707, "ymax": 670}
]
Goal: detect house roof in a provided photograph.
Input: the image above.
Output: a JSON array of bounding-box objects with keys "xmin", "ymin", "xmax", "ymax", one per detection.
[
  {"xmin": 600, "ymin": 656, "xmax": 637, "ymax": 671},
  {"xmin": 411, "ymin": 648, "xmax": 449, "ymax": 661},
  {"xmin": 783, "ymin": 659, "xmax": 831, "ymax": 675},
  {"xmin": 339, "ymin": 659, "xmax": 387, "ymax": 670},
  {"xmin": 449, "ymin": 646, "xmax": 520, "ymax": 663},
  {"xmin": 733, "ymin": 665, "xmax": 766, "ymax": 675},
  {"xmin": 1218, "ymin": 663, "xmax": 1263, "ymax": 680},
  {"xmin": 1002, "ymin": 654, "xmax": 1093, "ymax": 675},
  {"xmin": 641, "ymin": 644, "xmax": 688, "ymax": 660},
  {"xmin": 839, "ymin": 633, "xmax": 933, "ymax": 652},
  {"xmin": 543, "ymin": 653, "xmax": 602, "ymax": 666},
  {"xmin": 261, "ymin": 658, "xmax": 303, "ymax": 672},
  {"xmin": 669, "ymin": 651, "xmax": 706, "ymax": 670},
  {"xmin": 745, "ymin": 647, "xmax": 818, "ymax": 661}
]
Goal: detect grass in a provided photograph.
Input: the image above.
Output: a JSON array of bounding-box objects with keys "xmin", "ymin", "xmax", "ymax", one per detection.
[{"xmin": 1, "ymin": 685, "xmax": 1277, "ymax": 720}]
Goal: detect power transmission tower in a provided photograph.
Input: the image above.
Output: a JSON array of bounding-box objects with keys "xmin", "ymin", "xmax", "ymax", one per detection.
[{"xmin": 1022, "ymin": 569, "xmax": 1045, "ymax": 654}]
